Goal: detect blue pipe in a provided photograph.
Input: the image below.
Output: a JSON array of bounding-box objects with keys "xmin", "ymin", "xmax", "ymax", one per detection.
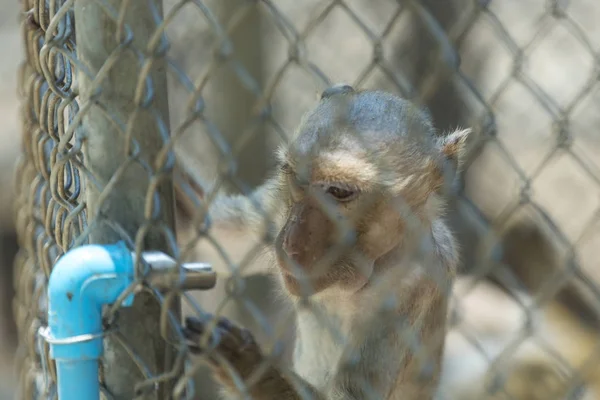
[{"xmin": 46, "ymin": 242, "xmax": 135, "ymax": 400}]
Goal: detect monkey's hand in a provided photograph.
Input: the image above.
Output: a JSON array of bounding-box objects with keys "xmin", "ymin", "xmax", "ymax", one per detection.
[
  {"xmin": 183, "ymin": 315, "xmax": 264, "ymax": 386},
  {"xmin": 183, "ymin": 315, "xmax": 322, "ymax": 400}
]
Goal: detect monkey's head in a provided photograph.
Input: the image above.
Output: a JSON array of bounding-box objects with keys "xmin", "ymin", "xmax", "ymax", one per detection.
[{"xmin": 273, "ymin": 85, "xmax": 470, "ymax": 298}]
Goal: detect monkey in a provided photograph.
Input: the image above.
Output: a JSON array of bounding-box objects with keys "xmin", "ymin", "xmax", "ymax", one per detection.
[{"xmin": 177, "ymin": 84, "xmax": 472, "ymax": 400}]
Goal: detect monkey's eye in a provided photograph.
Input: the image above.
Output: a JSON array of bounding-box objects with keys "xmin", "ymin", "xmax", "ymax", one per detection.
[
  {"xmin": 326, "ymin": 186, "xmax": 357, "ymax": 202},
  {"xmin": 280, "ymin": 163, "xmax": 292, "ymax": 175}
]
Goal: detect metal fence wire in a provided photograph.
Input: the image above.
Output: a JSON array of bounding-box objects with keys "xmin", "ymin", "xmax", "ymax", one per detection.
[{"xmin": 13, "ymin": 0, "xmax": 600, "ymax": 399}]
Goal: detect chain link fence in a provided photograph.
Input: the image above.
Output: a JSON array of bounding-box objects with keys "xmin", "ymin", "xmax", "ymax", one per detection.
[{"xmin": 13, "ymin": 0, "xmax": 600, "ymax": 398}]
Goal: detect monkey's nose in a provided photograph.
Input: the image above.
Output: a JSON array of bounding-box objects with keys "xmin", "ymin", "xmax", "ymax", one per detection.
[
  {"xmin": 279, "ymin": 245, "xmax": 310, "ymax": 272},
  {"xmin": 283, "ymin": 248, "xmax": 304, "ymax": 265},
  {"xmin": 285, "ymin": 249, "xmax": 300, "ymax": 258}
]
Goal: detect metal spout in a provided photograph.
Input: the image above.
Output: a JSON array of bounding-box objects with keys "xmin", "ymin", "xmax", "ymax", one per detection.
[{"xmin": 138, "ymin": 251, "xmax": 217, "ymax": 291}]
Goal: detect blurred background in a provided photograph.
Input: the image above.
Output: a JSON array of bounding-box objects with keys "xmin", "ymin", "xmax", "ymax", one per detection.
[
  {"xmin": 5, "ymin": 0, "xmax": 600, "ymax": 399},
  {"xmin": 0, "ymin": 1, "xmax": 23, "ymax": 398}
]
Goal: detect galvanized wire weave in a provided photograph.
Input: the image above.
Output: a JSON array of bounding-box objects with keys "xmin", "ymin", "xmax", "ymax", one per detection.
[{"xmin": 13, "ymin": 0, "xmax": 600, "ymax": 399}]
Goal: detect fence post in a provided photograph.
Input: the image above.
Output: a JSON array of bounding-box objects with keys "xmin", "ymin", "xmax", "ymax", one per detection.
[{"xmin": 73, "ymin": 0, "xmax": 176, "ymax": 398}]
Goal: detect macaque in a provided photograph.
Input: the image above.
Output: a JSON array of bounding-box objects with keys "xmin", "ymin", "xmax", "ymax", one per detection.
[{"xmin": 178, "ymin": 85, "xmax": 471, "ymax": 399}]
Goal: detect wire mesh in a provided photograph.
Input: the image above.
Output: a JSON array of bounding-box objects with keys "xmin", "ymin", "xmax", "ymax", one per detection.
[{"xmin": 13, "ymin": 0, "xmax": 600, "ymax": 399}]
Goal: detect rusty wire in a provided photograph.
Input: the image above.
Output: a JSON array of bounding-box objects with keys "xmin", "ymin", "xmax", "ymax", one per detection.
[{"xmin": 13, "ymin": 0, "xmax": 600, "ymax": 399}]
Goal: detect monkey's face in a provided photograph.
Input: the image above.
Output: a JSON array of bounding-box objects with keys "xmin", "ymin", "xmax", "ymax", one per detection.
[
  {"xmin": 272, "ymin": 147, "xmax": 409, "ymax": 298},
  {"xmin": 271, "ymin": 88, "xmax": 470, "ymax": 297}
]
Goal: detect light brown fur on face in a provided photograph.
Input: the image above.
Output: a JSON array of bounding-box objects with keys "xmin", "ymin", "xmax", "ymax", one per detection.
[
  {"xmin": 270, "ymin": 88, "xmax": 467, "ymax": 298},
  {"xmin": 182, "ymin": 86, "xmax": 471, "ymax": 400}
]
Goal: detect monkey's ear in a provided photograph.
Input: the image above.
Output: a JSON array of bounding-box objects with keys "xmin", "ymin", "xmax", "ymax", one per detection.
[
  {"xmin": 437, "ymin": 128, "xmax": 471, "ymax": 173},
  {"xmin": 320, "ymin": 84, "xmax": 354, "ymax": 99}
]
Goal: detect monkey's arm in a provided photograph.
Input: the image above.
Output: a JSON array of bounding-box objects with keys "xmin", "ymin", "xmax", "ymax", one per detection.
[
  {"xmin": 175, "ymin": 167, "xmax": 282, "ymax": 236},
  {"xmin": 183, "ymin": 315, "xmax": 325, "ymax": 400},
  {"xmin": 183, "ymin": 315, "xmax": 406, "ymax": 400},
  {"xmin": 208, "ymin": 177, "xmax": 282, "ymax": 239},
  {"xmin": 175, "ymin": 171, "xmax": 282, "ymax": 276}
]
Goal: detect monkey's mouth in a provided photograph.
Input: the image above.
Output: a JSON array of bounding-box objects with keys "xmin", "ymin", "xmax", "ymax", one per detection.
[
  {"xmin": 278, "ymin": 261, "xmax": 371, "ymax": 297},
  {"xmin": 275, "ymin": 254, "xmax": 316, "ymax": 280},
  {"xmin": 274, "ymin": 246, "xmax": 332, "ymax": 279},
  {"xmin": 278, "ymin": 268, "xmax": 334, "ymax": 297},
  {"xmin": 277, "ymin": 243, "xmax": 366, "ymax": 271}
]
